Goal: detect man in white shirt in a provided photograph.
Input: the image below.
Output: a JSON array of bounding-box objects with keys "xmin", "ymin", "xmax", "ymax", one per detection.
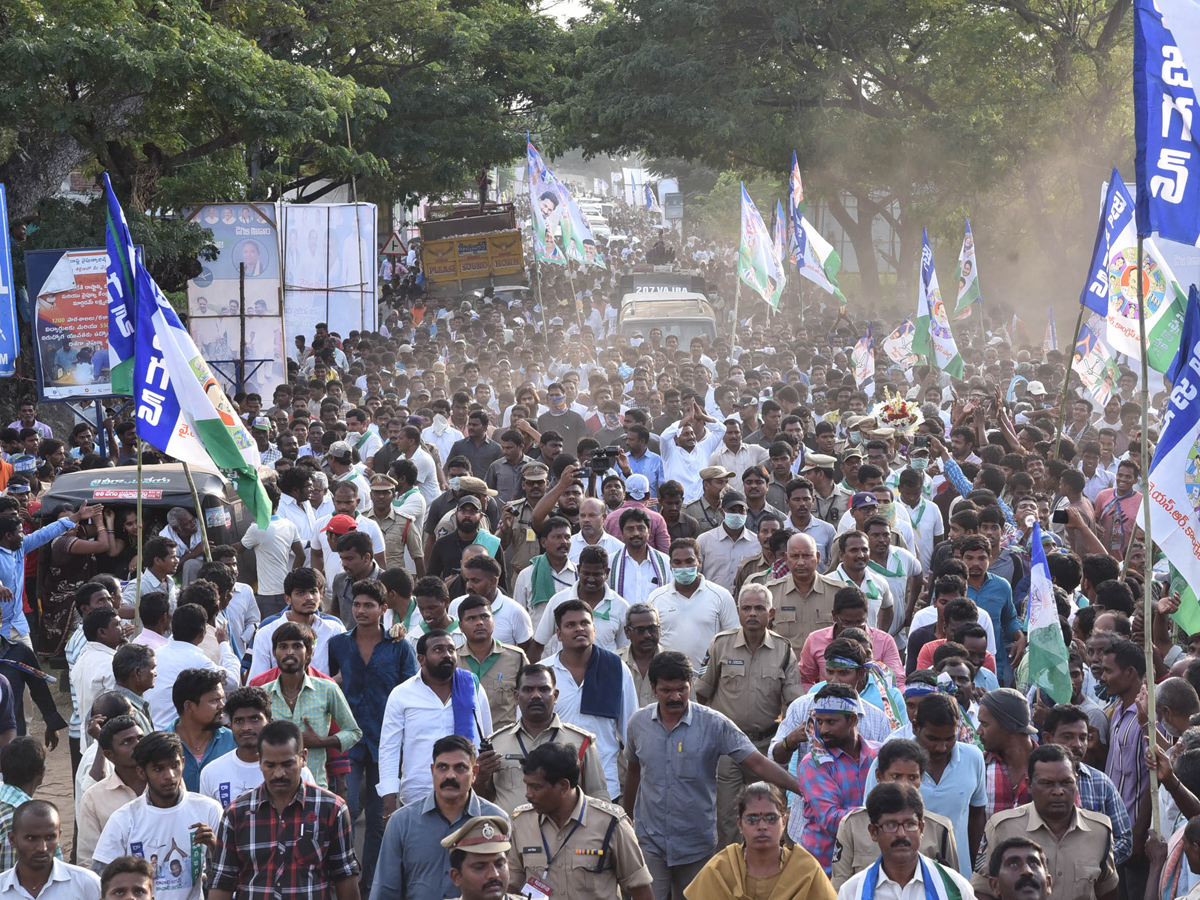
[
  {"xmin": 661, "ymin": 400, "xmax": 727, "ymax": 503},
  {"xmin": 376, "ymin": 630, "xmax": 491, "ymax": 816},
  {"xmin": 72, "ymin": 607, "xmax": 127, "ymax": 750},
  {"xmin": 160, "ymin": 508, "xmax": 205, "ymax": 588},
  {"xmin": 144, "ymin": 604, "xmax": 240, "ymax": 728},
  {"xmin": 530, "ymin": 545, "xmax": 630, "ymax": 658},
  {"xmin": 449, "ymin": 552, "xmax": 533, "ymax": 650},
  {"xmin": 647, "ymin": 539, "xmax": 738, "ymax": 667},
  {"xmin": 121, "ymin": 537, "xmax": 178, "ymax": 611},
  {"xmin": 276, "ymin": 468, "xmax": 319, "ymax": 566},
  {"xmin": 246, "ymin": 567, "xmax": 346, "ymax": 681},
  {"xmin": 1, "ymin": 802, "xmax": 102, "ymax": 900},
  {"xmin": 311, "ymin": 510, "xmax": 386, "ymax": 603},
  {"xmin": 92, "ymin": 731, "xmax": 223, "ymax": 900},
  {"xmin": 568, "ymin": 498, "xmax": 624, "ymax": 563},
  {"xmin": 544, "ymin": 600, "xmax": 637, "ymax": 798},
  {"xmin": 708, "ymin": 419, "xmax": 769, "ymax": 481},
  {"xmin": 234, "ymin": 484, "xmax": 304, "ymax": 620},
  {"xmin": 346, "ymin": 407, "xmax": 382, "ymax": 469},
  {"xmin": 396, "ymin": 425, "xmax": 441, "ymax": 506}
]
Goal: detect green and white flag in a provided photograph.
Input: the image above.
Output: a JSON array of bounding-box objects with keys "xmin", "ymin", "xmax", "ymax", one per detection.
[
  {"xmin": 738, "ymin": 184, "xmax": 785, "ymax": 309},
  {"xmin": 1026, "ymin": 522, "xmax": 1072, "ymax": 703},
  {"xmin": 913, "ymin": 229, "xmax": 964, "ymax": 377},
  {"xmin": 953, "ymin": 216, "xmax": 981, "ymax": 319}
]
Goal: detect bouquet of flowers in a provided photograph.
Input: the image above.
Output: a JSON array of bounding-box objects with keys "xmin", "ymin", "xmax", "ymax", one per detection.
[{"xmin": 870, "ymin": 389, "xmax": 924, "ymax": 436}]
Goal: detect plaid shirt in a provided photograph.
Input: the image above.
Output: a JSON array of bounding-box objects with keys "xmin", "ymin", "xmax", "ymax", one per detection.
[
  {"xmin": 210, "ymin": 781, "xmax": 359, "ymax": 897},
  {"xmin": 983, "ymin": 751, "xmax": 1032, "ymax": 820},
  {"xmin": 0, "ymin": 783, "xmax": 60, "ymax": 870},
  {"xmin": 797, "ymin": 738, "xmax": 879, "ymax": 873},
  {"xmin": 1078, "ymin": 762, "xmax": 1133, "ymax": 865}
]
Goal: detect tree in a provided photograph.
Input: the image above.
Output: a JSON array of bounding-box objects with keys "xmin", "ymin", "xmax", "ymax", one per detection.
[{"xmin": 550, "ymin": 0, "xmax": 1134, "ymax": 310}]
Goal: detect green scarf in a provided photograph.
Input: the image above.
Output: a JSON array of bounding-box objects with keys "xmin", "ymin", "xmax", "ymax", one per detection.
[{"xmin": 529, "ymin": 554, "xmax": 558, "ymax": 607}]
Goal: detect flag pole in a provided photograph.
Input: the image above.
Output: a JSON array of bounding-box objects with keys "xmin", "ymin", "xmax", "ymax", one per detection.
[
  {"xmin": 134, "ymin": 438, "xmax": 143, "ymax": 630},
  {"xmin": 1136, "ymin": 234, "xmax": 1160, "ymax": 833},
  {"xmin": 1050, "ymin": 302, "xmax": 1088, "ymax": 462},
  {"xmin": 731, "ymin": 277, "xmax": 742, "ymax": 364},
  {"xmin": 182, "ymin": 462, "xmax": 213, "ymax": 563}
]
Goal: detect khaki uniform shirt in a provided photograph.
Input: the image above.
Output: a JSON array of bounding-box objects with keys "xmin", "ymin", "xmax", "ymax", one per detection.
[
  {"xmin": 971, "ymin": 804, "xmax": 1119, "ymax": 900},
  {"xmin": 363, "ymin": 505, "xmax": 422, "ymax": 571},
  {"xmin": 502, "ymin": 499, "xmax": 540, "ymax": 575},
  {"xmin": 617, "ymin": 645, "xmax": 657, "ymax": 708},
  {"xmin": 764, "ymin": 573, "xmax": 842, "ymax": 655},
  {"xmin": 694, "ymin": 627, "xmax": 804, "ymax": 738},
  {"xmin": 488, "ymin": 715, "xmax": 610, "ymax": 815},
  {"xmin": 508, "ymin": 791, "xmax": 653, "ymax": 900},
  {"xmin": 457, "ymin": 641, "xmax": 528, "ymax": 730},
  {"xmin": 733, "ymin": 552, "xmax": 771, "ymax": 596},
  {"xmin": 831, "ymin": 808, "xmax": 959, "ymax": 890},
  {"xmin": 684, "ymin": 497, "xmax": 724, "ymax": 534}
]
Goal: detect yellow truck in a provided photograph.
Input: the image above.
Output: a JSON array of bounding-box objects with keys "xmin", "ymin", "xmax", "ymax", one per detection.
[{"xmin": 419, "ymin": 203, "xmax": 525, "ymax": 295}]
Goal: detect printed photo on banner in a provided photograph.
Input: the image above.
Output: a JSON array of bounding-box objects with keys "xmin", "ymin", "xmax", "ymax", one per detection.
[{"xmin": 25, "ymin": 248, "xmax": 114, "ymax": 400}]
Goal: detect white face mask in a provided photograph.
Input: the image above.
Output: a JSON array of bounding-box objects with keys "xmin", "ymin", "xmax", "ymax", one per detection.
[{"xmin": 723, "ymin": 513, "xmax": 746, "ymax": 531}]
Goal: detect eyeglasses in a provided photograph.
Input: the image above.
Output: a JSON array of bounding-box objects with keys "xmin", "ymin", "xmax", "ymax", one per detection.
[
  {"xmin": 876, "ymin": 820, "xmax": 921, "ymax": 834},
  {"xmin": 741, "ymin": 813, "xmax": 781, "ymax": 825}
]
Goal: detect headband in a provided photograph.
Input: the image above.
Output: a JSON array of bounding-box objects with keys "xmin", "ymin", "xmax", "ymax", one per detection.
[
  {"xmin": 813, "ymin": 696, "xmax": 862, "ymax": 715},
  {"xmin": 904, "ymin": 682, "xmax": 939, "ymax": 699},
  {"xmin": 826, "ymin": 656, "xmax": 864, "ymax": 671}
]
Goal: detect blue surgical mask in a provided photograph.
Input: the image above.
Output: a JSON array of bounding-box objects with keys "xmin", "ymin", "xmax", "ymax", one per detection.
[
  {"xmin": 673, "ymin": 566, "xmax": 699, "ymax": 585},
  {"xmin": 448, "ymin": 476, "xmax": 463, "ymax": 491},
  {"xmin": 723, "ymin": 513, "xmax": 747, "ymax": 531},
  {"xmin": 909, "ymin": 457, "xmax": 929, "ymax": 471},
  {"xmin": 849, "ymin": 430, "xmax": 861, "ymax": 444}
]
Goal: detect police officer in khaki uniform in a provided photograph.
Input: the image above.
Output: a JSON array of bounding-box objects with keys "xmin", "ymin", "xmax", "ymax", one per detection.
[
  {"xmin": 683, "ymin": 465, "xmax": 732, "ymax": 534},
  {"xmin": 456, "ymin": 594, "xmax": 529, "ymax": 729},
  {"xmin": 971, "ymin": 744, "xmax": 1119, "ymax": 900},
  {"xmin": 695, "ymin": 582, "xmax": 805, "ymax": 848},
  {"xmin": 498, "ymin": 462, "xmax": 550, "ymax": 578},
  {"xmin": 364, "ymin": 472, "xmax": 425, "ymax": 570},
  {"xmin": 765, "ymin": 532, "xmax": 843, "ymax": 654},
  {"xmin": 508, "ymin": 743, "xmax": 654, "ymax": 900},
  {"xmin": 477, "ymin": 663, "xmax": 609, "ymax": 814},
  {"xmin": 443, "ymin": 815, "xmax": 525, "ymax": 900}
]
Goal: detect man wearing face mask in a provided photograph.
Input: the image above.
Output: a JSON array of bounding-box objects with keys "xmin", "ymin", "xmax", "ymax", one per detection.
[
  {"xmin": 695, "ymin": 491, "xmax": 761, "ymax": 595},
  {"xmin": 537, "ymin": 382, "xmax": 588, "ymax": 454},
  {"xmin": 646, "ymin": 539, "xmax": 738, "ymax": 668}
]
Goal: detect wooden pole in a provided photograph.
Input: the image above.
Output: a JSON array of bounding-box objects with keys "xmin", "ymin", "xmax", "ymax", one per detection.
[
  {"xmin": 1049, "ymin": 301, "xmax": 1088, "ymax": 462},
  {"xmin": 182, "ymin": 462, "xmax": 213, "ymax": 563},
  {"xmin": 134, "ymin": 438, "xmax": 143, "ymax": 630},
  {"xmin": 731, "ymin": 277, "xmax": 742, "ymax": 364},
  {"xmin": 1136, "ymin": 234, "xmax": 1160, "ymax": 833}
]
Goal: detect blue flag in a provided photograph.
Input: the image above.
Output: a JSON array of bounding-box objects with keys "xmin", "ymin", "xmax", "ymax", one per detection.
[
  {"xmin": 1135, "ymin": 0, "xmax": 1200, "ymax": 242},
  {"xmin": 1168, "ymin": 285, "xmax": 1200, "ymax": 386},
  {"xmin": 103, "ymin": 175, "xmax": 136, "ymax": 396},
  {"xmin": 0, "ymin": 188, "xmax": 18, "ymax": 378}
]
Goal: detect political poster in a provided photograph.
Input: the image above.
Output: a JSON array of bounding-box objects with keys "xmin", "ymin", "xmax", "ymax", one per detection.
[
  {"xmin": 25, "ymin": 248, "xmax": 113, "ymax": 400},
  {"xmin": 280, "ymin": 202, "xmax": 378, "ymax": 361},
  {"xmin": 0, "ymin": 187, "xmax": 18, "ymax": 378},
  {"xmin": 1072, "ymin": 317, "xmax": 1122, "ymax": 407},
  {"xmin": 184, "ymin": 203, "xmax": 284, "ymax": 395}
]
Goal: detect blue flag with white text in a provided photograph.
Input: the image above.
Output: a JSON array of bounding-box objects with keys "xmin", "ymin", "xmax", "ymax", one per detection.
[{"xmin": 0, "ymin": 188, "xmax": 18, "ymax": 378}]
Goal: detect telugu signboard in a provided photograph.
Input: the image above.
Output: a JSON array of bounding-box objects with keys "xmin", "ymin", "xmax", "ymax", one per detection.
[{"xmin": 25, "ymin": 248, "xmax": 113, "ymax": 400}]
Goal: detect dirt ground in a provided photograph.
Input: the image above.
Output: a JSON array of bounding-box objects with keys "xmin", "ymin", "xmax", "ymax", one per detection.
[{"xmin": 38, "ymin": 664, "xmax": 78, "ymax": 858}]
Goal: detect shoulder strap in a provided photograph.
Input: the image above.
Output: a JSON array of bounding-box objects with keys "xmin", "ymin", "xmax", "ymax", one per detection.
[{"xmin": 583, "ymin": 816, "xmax": 621, "ymax": 874}]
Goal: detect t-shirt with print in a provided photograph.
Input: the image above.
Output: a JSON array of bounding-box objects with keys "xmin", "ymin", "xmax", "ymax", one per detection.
[
  {"xmin": 198, "ymin": 749, "xmax": 316, "ymax": 808},
  {"xmin": 92, "ymin": 790, "xmax": 223, "ymax": 900}
]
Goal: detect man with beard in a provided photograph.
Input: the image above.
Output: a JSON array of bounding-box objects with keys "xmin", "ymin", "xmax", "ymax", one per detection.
[
  {"xmin": 985, "ymin": 838, "xmax": 1053, "ymax": 900},
  {"xmin": 209, "ymin": 721, "xmax": 360, "ymax": 900},
  {"xmin": 166, "ymin": 668, "xmax": 235, "ymax": 792},
  {"xmin": 371, "ymin": 735, "xmax": 506, "ymax": 900},
  {"xmin": 623, "ymin": 650, "xmax": 800, "ymax": 897},
  {"xmin": 835, "ymin": 783, "xmax": 972, "ymax": 900},
  {"xmin": 795, "ymin": 682, "xmax": 880, "ymax": 874},
  {"xmin": 430, "ymin": 496, "xmax": 489, "ymax": 580},
  {"xmin": 263, "ymin": 622, "xmax": 361, "ymax": 791},
  {"xmin": 478, "ymin": 663, "xmax": 608, "ymax": 815},
  {"xmin": 378, "ymin": 631, "xmax": 492, "ymax": 817},
  {"xmin": 508, "ymin": 743, "xmax": 653, "ymax": 900},
  {"xmin": 971, "ymin": 744, "xmax": 1119, "ymax": 900}
]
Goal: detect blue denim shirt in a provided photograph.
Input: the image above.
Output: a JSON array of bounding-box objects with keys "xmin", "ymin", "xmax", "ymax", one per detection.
[
  {"xmin": 168, "ymin": 721, "xmax": 236, "ymax": 792},
  {"xmin": 327, "ymin": 628, "xmax": 418, "ymax": 762}
]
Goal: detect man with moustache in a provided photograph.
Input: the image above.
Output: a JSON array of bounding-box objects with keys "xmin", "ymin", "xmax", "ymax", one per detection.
[
  {"xmin": 371, "ymin": 735, "xmax": 506, "ymax": 900},
  {"xmin": 835, "ymin": 783, "xmax": 973, "ymax": 900},
  {"xmin": 985, "ymin": 838, "xmax": 1054, "ymax": 900},
  {"xmin": 443, "ymin": 816, "xmax": 524, "ymax": 900}
]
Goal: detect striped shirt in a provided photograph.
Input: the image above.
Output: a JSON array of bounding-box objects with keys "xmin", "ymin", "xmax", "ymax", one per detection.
[{"xmin": 1105, "ymin": 698, "xmax": 1147, "ymax": 823}]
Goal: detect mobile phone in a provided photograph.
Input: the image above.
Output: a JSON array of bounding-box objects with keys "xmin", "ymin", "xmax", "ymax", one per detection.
[
  {"xmin": 913, "ymin": 436, "xmax": 929, "ymax": 450},
  {"xmin": 1051, "ymin": 509, "xmax": 1070, "ymax": 524}
]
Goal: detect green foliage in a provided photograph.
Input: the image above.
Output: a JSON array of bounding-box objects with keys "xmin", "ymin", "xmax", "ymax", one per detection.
[{"xmin": 550, "ymin": 0, "xmax": 1134, "ymax": 309}]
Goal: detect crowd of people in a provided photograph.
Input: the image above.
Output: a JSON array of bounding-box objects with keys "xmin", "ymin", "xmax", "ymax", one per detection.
[{"xmin": 0, "ymin": 196, "xmax": 1191, "ymax": 900}]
